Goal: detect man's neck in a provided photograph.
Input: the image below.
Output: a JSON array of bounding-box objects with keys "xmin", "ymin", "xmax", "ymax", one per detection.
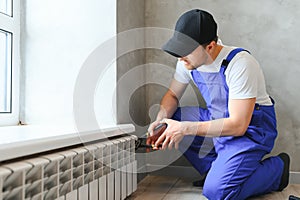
[{"xmin": 211, "ymin": 44, "xmax": 223, "ymax": 61}]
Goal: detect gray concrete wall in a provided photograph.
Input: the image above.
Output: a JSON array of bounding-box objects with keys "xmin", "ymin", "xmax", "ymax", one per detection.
[
  {"xmin": 116, "ymin": 0, "xmax": 147, "ymax": 181},
  {"xmin": 117, "ymin": 0, "xmax": 146, "ymax": 131},
  {"xmin": 144, "ymin": 0, "xmax": 300, "ymax": 171}
]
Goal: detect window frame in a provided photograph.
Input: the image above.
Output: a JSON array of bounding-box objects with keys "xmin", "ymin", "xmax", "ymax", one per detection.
[
  {"xmin": 0, "ymin": 29, "xmax": 12, "ymax": 113},
  {"xmin": 0, "ymin": 0, "xmax": 20, "ymax": 126}
]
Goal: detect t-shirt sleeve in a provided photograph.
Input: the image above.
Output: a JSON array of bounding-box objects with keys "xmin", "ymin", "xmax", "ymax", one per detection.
[
  {"xmin": 174, "ymin": 61, "xmax": 191, "ymax": 84},
  {"xmin": 226, "ymin": 53, "xmax": 259, "ymax": 99}
]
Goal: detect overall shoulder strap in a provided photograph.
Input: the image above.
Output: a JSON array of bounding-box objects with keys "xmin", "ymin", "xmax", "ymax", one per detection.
[{"xmin": 221, "ymin": 48, "xmax": 250, "ymax": 70}]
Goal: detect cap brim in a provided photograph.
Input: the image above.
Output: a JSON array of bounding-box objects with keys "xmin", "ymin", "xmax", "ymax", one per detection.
[{"xmin": 162, "ymin": 32, "xmax": 200, "ymax": 58}]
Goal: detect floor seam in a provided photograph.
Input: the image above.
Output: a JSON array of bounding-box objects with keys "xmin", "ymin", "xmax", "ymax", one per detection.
[{"xmin": 162, "ymin": 177, "xmax": 180, "ymax": 200}]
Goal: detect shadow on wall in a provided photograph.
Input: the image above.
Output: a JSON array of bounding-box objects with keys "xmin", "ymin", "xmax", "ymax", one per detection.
[{"xmin": 129, "ymin": 82, "xmax": 207, "ymax": 133}]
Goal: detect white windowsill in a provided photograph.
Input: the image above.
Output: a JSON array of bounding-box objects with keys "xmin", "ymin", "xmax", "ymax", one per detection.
[{"xmin": 0, "ymin": 123, "xmax": 135, "ymax": 162}]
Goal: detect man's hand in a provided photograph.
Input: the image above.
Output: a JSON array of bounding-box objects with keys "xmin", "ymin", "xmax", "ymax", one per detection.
[{"xmin": 154, "ymin": 119, "xmax": 187, "ymax": 150}]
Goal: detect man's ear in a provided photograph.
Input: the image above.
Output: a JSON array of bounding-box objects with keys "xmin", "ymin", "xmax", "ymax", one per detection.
[
  {"xmin": 206, "ymin": 41, "xmax": 216, "ymax": 50},
  {"xmin": 205, "ymin": 41, "xmax": 217, "ymax": 54}
]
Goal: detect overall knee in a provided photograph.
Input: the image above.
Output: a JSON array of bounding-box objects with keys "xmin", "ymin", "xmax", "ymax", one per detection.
[
  {"xmin": 202, "ymin": 178, "xmax": 227, "ymax": 200},
  {"xmin": 171, "ymin": 107, "xmax": 182, "ymax": 121},
  {"xmin": 203, "ymin": 179, "xmax": 241, "ymax": 200},
  {"xmin": 177, "ymin": 135, "xmax": 193, "ymax": 153}
]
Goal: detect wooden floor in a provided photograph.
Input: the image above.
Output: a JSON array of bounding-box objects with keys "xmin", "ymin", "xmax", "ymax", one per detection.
[{"xmin": 126, "ymin": 175, "xmax": 300, "ymax": 200}]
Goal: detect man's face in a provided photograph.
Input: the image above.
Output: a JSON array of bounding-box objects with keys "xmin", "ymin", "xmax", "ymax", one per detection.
[{"xmin": 179, "ymin": 45, "xmax": 213, "ymax": 70}]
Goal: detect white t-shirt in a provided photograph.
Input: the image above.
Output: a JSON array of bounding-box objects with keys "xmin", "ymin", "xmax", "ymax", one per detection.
[{"xmin": 174, "ymin": 45, "xmax": 272, "ymax": 105}]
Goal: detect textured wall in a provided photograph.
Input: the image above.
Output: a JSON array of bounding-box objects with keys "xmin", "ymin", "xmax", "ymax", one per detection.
[
  {"xmin": 117, "ymin": 0, "xmax": 147, "ymax": 181},
  {"xmin": 144, "ymin": 0, "xmax": 300, "ymax": 171},
  {"xmin": 117, "ymin": 0, "xmax": 146, "ymax": 130}
]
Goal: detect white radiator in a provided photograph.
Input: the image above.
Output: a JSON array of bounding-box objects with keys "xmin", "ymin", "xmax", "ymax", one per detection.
[{"xmin": 0, "ymin": 135, "xmax": 137, "ymax": 200}]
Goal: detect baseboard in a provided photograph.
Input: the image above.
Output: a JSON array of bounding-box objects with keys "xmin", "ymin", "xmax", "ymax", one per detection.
[
  {"xmin": 143, "ymin": 164, "xmax": 300, "ymax": 184},
  {"xmin": 136, "ymin": 165, "xmax": 148, "ymax": 183},
  {"xmin": 146, "ymin": 164, "xmax": 203, "ymax": 180},
  {"xmin": 290, "ymin": 172, "xmax": 300, "ymax": 184}
]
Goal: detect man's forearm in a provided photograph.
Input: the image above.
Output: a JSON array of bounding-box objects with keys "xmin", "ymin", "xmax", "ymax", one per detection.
[
  {"xmin": 184, "ymin": 118, "xmax": 246, "ymax": 137},
  {"xmin": 155, "ymin": 78, "xmax": 188, "ymax": 122},
  {"xmin": 156, "ymin": 90, "xmax": 179, "ymax": 121},
  {"xmin": 184, "ymin": 98, "xmax": 256, "ymax": 137}
]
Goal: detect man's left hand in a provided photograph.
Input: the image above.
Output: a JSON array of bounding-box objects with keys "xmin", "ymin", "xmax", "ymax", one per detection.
[{"xmin": 154, "ymin": 119, "xmax": 186, "ymax": 150}]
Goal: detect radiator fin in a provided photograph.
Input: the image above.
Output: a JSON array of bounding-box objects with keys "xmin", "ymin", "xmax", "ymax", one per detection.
[{"xmin": 0, "ymin": 135, "xmax": 137, "ymax": 200}]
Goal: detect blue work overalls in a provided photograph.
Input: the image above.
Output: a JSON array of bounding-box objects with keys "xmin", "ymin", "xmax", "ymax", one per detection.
[{"xmin": 173, "ymin": 48, "xmax": 284, "ymax": 200}]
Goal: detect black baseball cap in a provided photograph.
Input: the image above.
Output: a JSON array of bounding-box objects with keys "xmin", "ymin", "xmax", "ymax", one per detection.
[{"xmin": 162, "ymin": 9, "xmax": 217, "ymax": 57}]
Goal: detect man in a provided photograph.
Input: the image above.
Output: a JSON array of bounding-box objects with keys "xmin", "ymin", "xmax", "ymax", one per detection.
[{"xmin": 147, "ymin": 9, "xmax": 290, "ymax": 200}]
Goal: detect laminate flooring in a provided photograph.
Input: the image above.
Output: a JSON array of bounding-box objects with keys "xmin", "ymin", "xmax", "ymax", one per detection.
[{"xmin": 126, "ymin": 175, "xmax": 300, "ymax": 200}]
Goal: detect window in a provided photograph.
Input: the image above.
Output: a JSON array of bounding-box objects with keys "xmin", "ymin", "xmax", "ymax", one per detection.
[
  {"xmin": 1, "ymin": 0, "xmax": 117, "ymax": 127},
  {"xmin": 0, "ymin": 30, "xmax": 12, "ymax": 113},
  {"xmin": 0, "ymin": 0, "xmax": 12, "ymax": 16},
  {"xmin": 0, "ymin": 0, "xmax": 20, "ymax": 126},
  {"xmin": 21, "ymin": 0, "xmax": 116, "ymax": 127}
]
